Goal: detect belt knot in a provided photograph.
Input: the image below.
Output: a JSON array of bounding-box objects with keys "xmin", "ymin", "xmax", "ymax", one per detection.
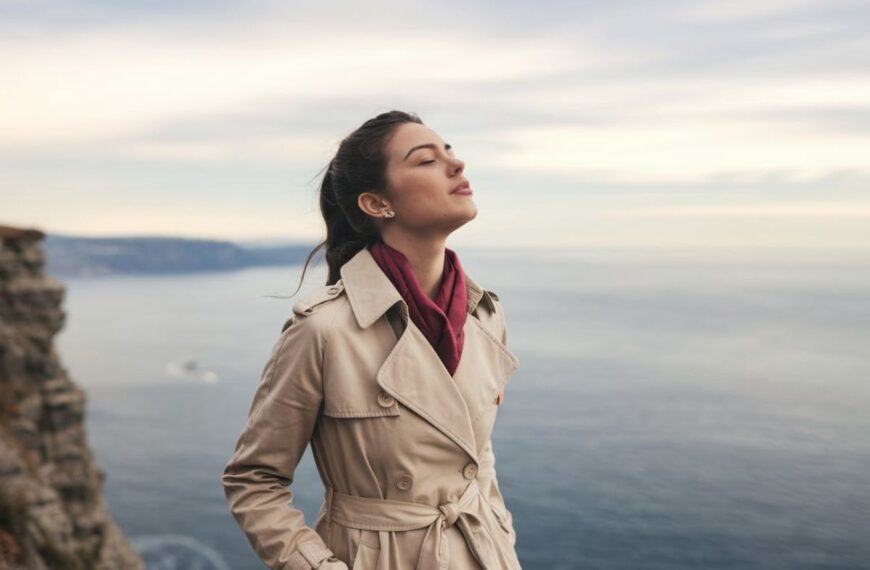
[{"xmin": 438, "ymin": 502, "xmax": 461, "ymax": 527}]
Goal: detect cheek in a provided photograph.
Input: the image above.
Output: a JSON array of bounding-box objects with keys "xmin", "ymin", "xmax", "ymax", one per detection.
[
  {"xmin": 391, "ymin": 170, "xmax": 472, "ymax": 224},
  {"xmin": 401, "ymin": 191, "xmax": 450, "ymax": 220},
  {"xmin": 394, "ymin": 174, "xmax": 449, "ymax": 211}
]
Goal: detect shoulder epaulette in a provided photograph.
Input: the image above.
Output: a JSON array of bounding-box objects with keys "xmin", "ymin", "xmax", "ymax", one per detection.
[
  {"xmin": 475, "ymin": 288, "xmax": 500, "ymax": 317},
  {"xmin": 481, "ymin": 289, "xmax": 507, "ymax": 342},
  {"xmin": 291, "ymin": 281, "xmax": 346, "ymax": 317}
]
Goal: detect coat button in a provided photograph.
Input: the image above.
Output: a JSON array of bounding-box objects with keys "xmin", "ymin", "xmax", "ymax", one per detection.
[
  {"xmin": 462, "ymin": 462, "xmax": 478, "ymax": 480},
  {"xmin": 377, "ymin": 391, "xmax": 395, "ymax": 408},
  {"xmin": 396, "ymin": 474, "xmax": 413, "ymax": 491},
  {"xmin": 327, "ymin": 286, "xmax": 340, "ymax": 295}
]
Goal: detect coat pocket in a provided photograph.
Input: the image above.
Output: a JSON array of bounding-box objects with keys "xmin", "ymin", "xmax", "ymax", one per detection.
[
  {"xmin": 320, "ymin": 387, "xmax": 403, "ymax": 476},
  {"xmin": 322, "ymin": 389, "xmax": 401, "ymax": 418},
  {"xmin": 323, "ymin": 375, "xmax": 401, "ymax": 418},
  {"xmin": 487, "ymin": 500, "xmax": 517, "ymax": 546},
  {"xmin": 350, "ymin": 530, "xmax": 381, "ymax": 570}
]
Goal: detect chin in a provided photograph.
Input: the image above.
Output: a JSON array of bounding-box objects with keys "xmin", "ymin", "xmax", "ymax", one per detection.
[
  {"xmin": 457, "ymin": 204, "xmax": 478, "ymax": 225},
  {"xmin": 456, "ymin": 199, "xmax": 477, "ymax": 217},
  {"xmin": 440, "ymin": 203, "xmax": 478, "ymax": 232}
]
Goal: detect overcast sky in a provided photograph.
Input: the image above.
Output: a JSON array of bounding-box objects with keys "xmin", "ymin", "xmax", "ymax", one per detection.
[{"xmin": 2, "ymin": 0, "xmax": 869, "ymax": 250}]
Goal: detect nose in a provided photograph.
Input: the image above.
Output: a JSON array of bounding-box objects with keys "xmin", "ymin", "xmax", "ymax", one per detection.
[{"xmin": 450, "ymin": 156, "xmax": 465, "ymax": 174}]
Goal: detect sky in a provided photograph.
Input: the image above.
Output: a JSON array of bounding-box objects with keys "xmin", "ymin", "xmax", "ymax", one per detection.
[{"xmin": 2, "ymin": 0, "xmax": 869, "ymax": 251}]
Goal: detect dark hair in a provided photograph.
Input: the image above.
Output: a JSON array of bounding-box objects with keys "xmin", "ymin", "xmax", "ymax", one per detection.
[{"xmin": 292, "ymin": 110, "xmax": 424, "ymax": 294}]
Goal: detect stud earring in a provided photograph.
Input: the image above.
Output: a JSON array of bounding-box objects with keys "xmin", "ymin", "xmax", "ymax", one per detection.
[{"xmin": 382, "ymin": 209, "xmax": 395, "ymax": 218}]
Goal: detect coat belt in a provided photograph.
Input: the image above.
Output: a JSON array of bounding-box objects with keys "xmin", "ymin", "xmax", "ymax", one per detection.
[{"xmin": 325, "ymin": 478, "xmax": 498, "ymax": 570}]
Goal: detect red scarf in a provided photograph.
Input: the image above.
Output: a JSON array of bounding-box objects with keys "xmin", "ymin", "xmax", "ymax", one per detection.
[{"xmin": 368, "ymin": 240, "xmax": 468, "ymax": 376}]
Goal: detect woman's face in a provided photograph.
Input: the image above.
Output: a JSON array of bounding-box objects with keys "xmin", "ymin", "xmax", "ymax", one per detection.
[{"xmin": 376, "ymin": 122, "xmax": 477, "ymax": 235}]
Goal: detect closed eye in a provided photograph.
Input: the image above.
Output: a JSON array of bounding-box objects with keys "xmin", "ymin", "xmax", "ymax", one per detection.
[{"xmin": 420, "ymin": 160, "xmax": 435, "ymax": 165}]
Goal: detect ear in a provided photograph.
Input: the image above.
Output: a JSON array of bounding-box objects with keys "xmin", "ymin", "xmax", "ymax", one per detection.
[{"xmin": 358, "ymin": 191, "xmax": 390, "ymax": 217}]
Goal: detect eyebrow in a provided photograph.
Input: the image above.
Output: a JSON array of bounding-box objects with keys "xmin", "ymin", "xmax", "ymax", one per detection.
[{"xmin": 403, "ymin": 142, "xmax": 452, "ymax": 162}]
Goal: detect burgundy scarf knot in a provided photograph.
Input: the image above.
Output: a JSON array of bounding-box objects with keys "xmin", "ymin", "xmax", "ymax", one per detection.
[{"xmin": 367, "ymin": 240, "xmax": 468, "ymax": 376}]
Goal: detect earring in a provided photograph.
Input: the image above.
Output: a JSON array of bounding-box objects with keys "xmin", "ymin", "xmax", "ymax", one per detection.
[{"xmin": 383, "ymin": 209, "xmax": 395, "ymax": 218}]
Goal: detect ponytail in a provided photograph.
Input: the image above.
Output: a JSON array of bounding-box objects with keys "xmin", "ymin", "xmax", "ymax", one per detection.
[
  {"xmin": 320, "ymin": 165, "xmax": 379, "ymax": 285},
  {"xmin": 290, "ymin": 110, "xmax": 423, "ymax": 296}
]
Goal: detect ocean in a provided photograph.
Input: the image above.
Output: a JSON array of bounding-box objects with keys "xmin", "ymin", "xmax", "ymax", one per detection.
[{"xmin": 54, "ymin": 246, "xmax": 870, "ymax": 569}]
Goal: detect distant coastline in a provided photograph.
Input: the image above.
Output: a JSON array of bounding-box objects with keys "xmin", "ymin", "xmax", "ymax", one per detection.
[
  {"xmin": 43, "ymin": 233, "xmax": 316, "ymax": 277},
  {"xmin": 39, "ymin": 232, "xmax": 868, "ymax": 278}
]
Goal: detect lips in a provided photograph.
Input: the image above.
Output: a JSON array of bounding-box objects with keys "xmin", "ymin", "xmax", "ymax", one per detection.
[{"xmin": 451, "ymin": 181, "xmax": 472, "ymax": 194}]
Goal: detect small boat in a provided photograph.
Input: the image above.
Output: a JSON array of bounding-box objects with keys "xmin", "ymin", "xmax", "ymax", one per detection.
[{"xmin": 164, "ymin": 357, "xmax": 219, "ymax": 383}]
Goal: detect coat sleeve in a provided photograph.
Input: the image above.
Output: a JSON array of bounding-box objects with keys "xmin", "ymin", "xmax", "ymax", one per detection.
[
  {"xmin": 478, "ymin": 437, "xmax": 517, "ymax": 546},
  {"xmin": 221, "ymin": 314, "xmax": 349, "ymax": 570},
  {"xmin": 498, "ymin": 301, "xmax": 509, "ymax": 345},
  {"xmin": 493, "ymin": 295, "xmax": 512, "ymax": 404},
  {"xmin": 480, "ymin": 295, "xmax": 518, "ymax": 543}
]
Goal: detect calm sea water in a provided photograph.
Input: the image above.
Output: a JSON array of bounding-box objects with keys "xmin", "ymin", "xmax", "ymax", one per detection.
[{"xmin": 54, "ymin": 246, "xmax": 870, "ymax": 570}]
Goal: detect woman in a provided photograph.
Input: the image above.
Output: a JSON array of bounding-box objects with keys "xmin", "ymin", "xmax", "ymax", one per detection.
[{"xmin": 221, "ymin": 110, "xmax": 522, "ymax": 570}]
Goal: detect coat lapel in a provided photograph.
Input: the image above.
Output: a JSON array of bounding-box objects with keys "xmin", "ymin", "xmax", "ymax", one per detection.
[
  {"xmin": 338, "ymin": 245, "xmax": 488, "ymax": 328},
  {"xmin": 338, "ymin": 247, "xmax": 518, "ymax": 462},
  {"xmin": 377, "ymin": 315, "xmax": 479, "ymax": 460}
]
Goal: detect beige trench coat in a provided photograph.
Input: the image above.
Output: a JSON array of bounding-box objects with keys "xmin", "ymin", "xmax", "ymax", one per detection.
[{"xmin": 221, "ymin": 246, "xmax": 521, "ymax": 570}]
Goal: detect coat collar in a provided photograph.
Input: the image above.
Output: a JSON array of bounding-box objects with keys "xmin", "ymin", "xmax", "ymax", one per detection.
[
  {"xmin": 339, "ymin": 245, "xmax": 517, "ymax": 463},
  {"xmin": 339, "ymin": 246, "xmax": 492, "ymax": 330}
]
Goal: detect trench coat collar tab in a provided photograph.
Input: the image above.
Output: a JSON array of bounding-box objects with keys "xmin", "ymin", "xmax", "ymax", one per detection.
[{"xmin": 339, "ymin": 246, "xmax": 489, "ymax": 330}]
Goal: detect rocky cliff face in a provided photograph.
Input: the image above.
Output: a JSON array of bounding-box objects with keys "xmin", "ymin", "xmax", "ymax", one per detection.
[{"xmin": 0, "ymin": 225, "xmax": 144, "ymax": 570}]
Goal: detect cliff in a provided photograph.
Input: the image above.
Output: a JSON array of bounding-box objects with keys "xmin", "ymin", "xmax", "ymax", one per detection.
[{"xmin": 0, "ymin": 224, "xmax": 144, "ymax": 570}]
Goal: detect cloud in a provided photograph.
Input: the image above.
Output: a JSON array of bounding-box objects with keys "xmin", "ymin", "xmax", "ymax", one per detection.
[
  {"xmin": 606, "ymin": 203, "xmax": 870, "ymax": 218},
  {"xmin": 0, "ymin": 23, "xmax": 599, "ymax": 149},
  {"xmin": 678, "ymin": 0, "xmax": 823, "ymax": 23},
  {"xmin": 2, "ymin": 4, "xmax": 867, "ymax": 182},
  {"xmin": 2, "ymin": 0, "xmax": 869, "ymax": 248}
]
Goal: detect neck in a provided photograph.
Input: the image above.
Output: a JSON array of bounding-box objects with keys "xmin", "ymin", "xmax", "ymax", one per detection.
[{"xmin": 379, "ymin": 233, "xmax": 448, "ymax": 300}]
